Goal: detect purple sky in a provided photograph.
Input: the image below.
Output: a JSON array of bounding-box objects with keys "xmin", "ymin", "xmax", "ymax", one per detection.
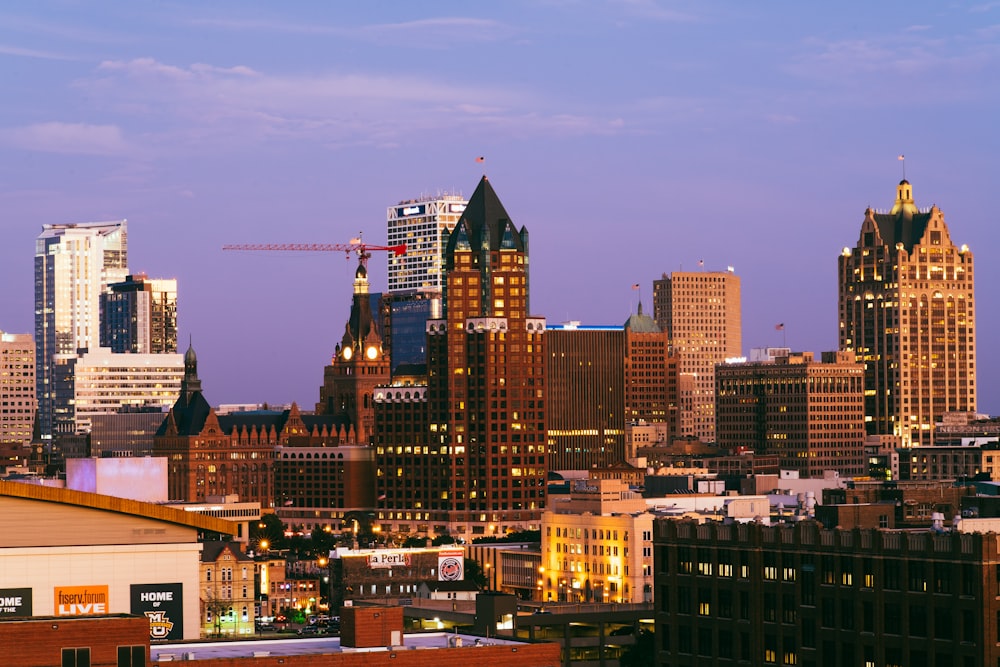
[{"xmin": 1, "ymin": 2, "xmax": 998, "ymax": 414}]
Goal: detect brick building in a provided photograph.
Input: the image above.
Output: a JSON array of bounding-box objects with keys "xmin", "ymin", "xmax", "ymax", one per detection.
[
  {"xmin": 374, "ymin": 176, "xmax": 547, "ymax": 537},
  {"xmin": 654, "ymin": 518, "xmax": 1000, "ymax": 667},
  {"xmin": 715, "ymin": 351, "xmax": 865, "ymax": 477}
]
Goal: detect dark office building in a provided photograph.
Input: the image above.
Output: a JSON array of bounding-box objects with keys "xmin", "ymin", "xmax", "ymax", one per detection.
[
  {"xmin": 100, "ymin": 273, "xmax": 178, "ymax": 354},
  {"xmin": 382, "ymin": 290, "xmax": 437, "ymax": 373},
  {"xmin": 654, "ymin": 518, "xmax": 1000, "ymax": 667},
  {"xmin": 89, "ymin": 407, "xmax": 167, "ymax": 457},
  {"xmin": 546, "ymin": 307, "xmax": 677, "ymax": 471}
]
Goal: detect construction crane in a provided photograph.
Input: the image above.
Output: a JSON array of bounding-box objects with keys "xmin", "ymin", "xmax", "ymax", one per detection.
[{"xmin": 222, "ymin": 234, "xmax": 406, "ymax": 269}]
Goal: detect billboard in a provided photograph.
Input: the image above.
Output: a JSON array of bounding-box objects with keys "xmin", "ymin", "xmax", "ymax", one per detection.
[
  {"xmin": 438, "ymin": 549, "xmax": 464, "ymax": 581},
  {"xmin": 0, "ymin": 588, "xmax": 32, "ymax": 617},
  {"xmin": 367, "ymin": 551, "xmax": 412, "ymax": 568},
  {"xmin": 131, "ymin": 583, "xmax": 184, "ymax": 641},
  {"xmin": 54, "ymin": 585, "xmax": 109, "ymax": 616}
]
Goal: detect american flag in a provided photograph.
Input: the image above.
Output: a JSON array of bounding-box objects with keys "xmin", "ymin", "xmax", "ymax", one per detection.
[{"xmin": 775, "ymin": 323, "xmax": 785, "ymax": 331}]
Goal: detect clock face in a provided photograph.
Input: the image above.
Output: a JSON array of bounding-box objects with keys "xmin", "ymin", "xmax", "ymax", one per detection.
[
  {"xmin": 366, "ymin": 345, "xmax": 378, "ymax": 360},
  {"xmin": 342, "ymin": 346, "xmax": 353, "ymax": 360}
]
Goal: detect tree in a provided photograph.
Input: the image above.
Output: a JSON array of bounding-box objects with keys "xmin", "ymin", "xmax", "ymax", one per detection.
[
  {"xmin": 618, "ymin": 628, "xmax": 655, "ymax": 667},
  {"xmin": 251, "ymin": 513, "xmax": 286, "ymax": 552},
  {"xmin": 463, "ymin": 559, "xmax": 488, "ymax": 590}
]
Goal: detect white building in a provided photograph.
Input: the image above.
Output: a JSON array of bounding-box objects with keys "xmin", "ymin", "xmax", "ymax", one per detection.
[
  {"xmin": 54, "ymin": 347, "xmax": 183, "ymax": 434},
  {"xmin": 35, "ymin": 220, "xmax": 128, "ymax": 440},
  {"xmin": 386, "ymin": 194, "xmax": 467, "ymax": 293}
]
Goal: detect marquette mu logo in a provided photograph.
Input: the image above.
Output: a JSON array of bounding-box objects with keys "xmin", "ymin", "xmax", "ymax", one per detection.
[{"xmin": 145, "ymin": 611, "xmax": 175, "ymax": 639}]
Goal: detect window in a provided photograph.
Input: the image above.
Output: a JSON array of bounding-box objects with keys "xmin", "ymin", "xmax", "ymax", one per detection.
[
  {"xmin": 117, "ymin": 646, "xmax": 146, "ymax": 667},
  {"xmin": 62, "ymin": 648, "xmax": 91, "ymax": 667}
]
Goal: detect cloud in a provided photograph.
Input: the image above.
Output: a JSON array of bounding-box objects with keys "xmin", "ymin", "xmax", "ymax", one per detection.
[
  {"xmin": 0, "ymin": 43, "xmax": 75, "ymax": 60},
  {"xmin": 188, "ymin": 15, "xmax": 512, "ymax": 45},
  {"xmin": 0, "ymin": 122, "xmax": 130, "ymax": 155},
  {"xmin": 77, "ymin": 57, "xmax": 625, "ymax": 151}
]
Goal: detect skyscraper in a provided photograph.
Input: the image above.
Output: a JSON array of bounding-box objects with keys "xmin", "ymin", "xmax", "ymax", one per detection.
[
  {"xmin": 653, "ymin": 269, "xmax": 742, "ymax": 442},
  {"xmin": 100, "ymin": 273, "xmax": 178, "ymax": 354},
  {"xmin": 839, "ymin": 180, "xmax": 975, "ymax": 447},
  {"xmin": 386, "ymin": 194, "xmax": 467, "ymax": 293},
  {"xmin": 34, "ymin": 220, "xmax": 128, "ymax": 440},
  {"xmin": 374, "ymin": 176, "xmax": 546, "ymax": 537},
  {"xmin": 0, "ymin": 331, "xmax": 36, "ymax": 469},
  {"xmin": 384, "ymin": 194, "xmax": 468, "ymax": 371}
]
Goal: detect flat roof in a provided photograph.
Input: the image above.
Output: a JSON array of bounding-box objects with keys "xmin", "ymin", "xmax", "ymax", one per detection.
[{"xmin": 151, "ymin": 632, "xmax": 522, "ymax": 661}]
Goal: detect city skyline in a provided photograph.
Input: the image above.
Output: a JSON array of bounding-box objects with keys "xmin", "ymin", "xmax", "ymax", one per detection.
[{"xmin": 1, "ymin": 3, "xmax": 997, "ymax": 413}]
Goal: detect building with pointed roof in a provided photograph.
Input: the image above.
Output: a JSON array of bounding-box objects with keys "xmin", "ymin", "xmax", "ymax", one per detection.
[
  {"xmin": 316, "ymin": 260, "xmax": 390, "ymax": 443},
  {"xmin": 374, "ymin": 176, "xmax": 547, "ymax": 537},
  {"xmin": 838, "ymin": 180, "xmax": 975, "ymax": 447},
  {"xmin": 153, "ymin": 343, "xmax": 276, "ymax": 505}
]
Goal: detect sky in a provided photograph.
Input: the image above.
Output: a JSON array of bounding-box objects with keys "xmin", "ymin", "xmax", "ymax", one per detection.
[{"xmin": 1, "ymin": 2, "xmax": 998, "ymax": 413}]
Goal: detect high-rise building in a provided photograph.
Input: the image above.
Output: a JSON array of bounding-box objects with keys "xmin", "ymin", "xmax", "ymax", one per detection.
[
  {"xmin": 374, "ymin": 176, "xmax": 546, "ymax": 537},
  {"xmin": 386, "ymin": 194, "xmax": 468, "ymax": 293},
  {"xmin": 100, "ymin": 273, "xmax": 178, "ymax": 354},
  {"xmin": 715, "ymin": 351, "xmax": 865, "ymax": 477},
  {"xmin": 0, "ymin": 331, "xmax": 36, "ymax": 469},
  {"xmin": 34, "ymin": 220, "xmax": 128, "ymax": 441},
  {"xmin": 653, "ymin": 269, "xmax": 742, "ymax": 442},
  {"xmin": 545, "ymin": 306, "xmax": 678, "ymax": 471},
  {"xmin": 384, "ymin": 194, "xmax": 467, "ymax": 372},
  {"xmin": 839, "ymin": 180, "xmax": 975, "ymax": 447}
]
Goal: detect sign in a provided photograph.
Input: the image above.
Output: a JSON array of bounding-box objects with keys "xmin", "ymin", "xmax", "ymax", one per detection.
[
  {"xmin": 438, "ymin": 549, "xmax": 464, "ymax": 581},
  {"xmin": 0, "ymin": 588, "xmax": 32, "ymax": 617},
  {"xmin": 131, "ymin": 583, "xmax": 184, "ymax": 641},
  {"xmin": 367, "ymin": 551, "xmax": 411, "ymax": 568},
  {"xmin": 55, "ymin": 585, "xmax": 109, "ymax": 616},
  {"xmin": 397, "ymin": 204, "xmax": 425, "ymax": 217}
]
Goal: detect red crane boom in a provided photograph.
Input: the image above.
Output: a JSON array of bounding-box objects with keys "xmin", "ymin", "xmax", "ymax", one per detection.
[{"xmin": 223, "ymin": 238, "xmax": 406, "ymax": 268}]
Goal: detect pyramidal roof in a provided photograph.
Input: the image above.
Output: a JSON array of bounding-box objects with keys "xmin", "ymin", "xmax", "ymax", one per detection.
[{"xmin": 445, "ymin": 176, "xmax": 524, "ymax": 263}]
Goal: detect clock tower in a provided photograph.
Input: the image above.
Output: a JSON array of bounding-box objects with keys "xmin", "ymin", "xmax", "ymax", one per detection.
[{"xmin": 316, "ymin": 257, "xmax": 390, "ymax": 443}]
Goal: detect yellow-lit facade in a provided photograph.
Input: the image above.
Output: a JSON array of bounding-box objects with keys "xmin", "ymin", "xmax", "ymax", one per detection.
[{"xmin": 540, "ymin": 478, "xmax": 653, "ymax": 603}]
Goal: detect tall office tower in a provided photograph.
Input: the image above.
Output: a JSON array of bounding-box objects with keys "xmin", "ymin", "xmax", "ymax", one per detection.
[
  {"xmin": 715, "ymin": 351, "xmax": 866, "ymax": 477},
  {"xmin": 34, "ymin": 220, "xmax": 128, "ymax": 441},
  {"xmin": 0, "ymin": 331, "xmax": 37, "ymax": 469},
  {"xmin": 653, "ymin": 269, "xmax": 742, "ymax": 442},
  {"xmin": 839, "ymin": 180, "xmax": 975, "ymax": 447},
  {"xmin": 100, "ymin": 273, "xmax": 178, "ymax": 353},
  {"xmin": 315, "ymin": 259, "xmax": 390, "ymax": 442},
  {"xmin": 384, "ymin": 194, "xmax": 468, "ymax": 372},
  {"xmin": 374, "ymin": 176, "xmax": 546, "ymax": 538},
  {"xmin": 546, "ymin": 306, "xmax": 678, "ymax": 471},
  {"xmin": 386, "ymin": 194, "xmax": 468, "ymax": 293}
]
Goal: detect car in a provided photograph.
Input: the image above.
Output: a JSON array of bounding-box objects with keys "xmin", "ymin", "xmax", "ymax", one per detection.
[
  {"xmin": 297, "ymin": 625, "xmax": 325, "ymax": 636},
  {"xmin": 255, "ymin": 622, "xmax": 277, "ymax": 633}
]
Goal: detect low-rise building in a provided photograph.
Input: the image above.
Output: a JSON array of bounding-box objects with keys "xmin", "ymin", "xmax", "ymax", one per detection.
[
  {"xmin": 655, "ymin": 518, "xmax": 1000, "ymax": 666},
  {"xmin": 541, "ymin": 478, "xmax": 654, "ymax": 604}
]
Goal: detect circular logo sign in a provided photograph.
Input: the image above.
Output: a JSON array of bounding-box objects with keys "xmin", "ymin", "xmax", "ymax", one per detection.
[{"xmin": 439, "ymin": 557, "xmax": 463, "ymax": 581}]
